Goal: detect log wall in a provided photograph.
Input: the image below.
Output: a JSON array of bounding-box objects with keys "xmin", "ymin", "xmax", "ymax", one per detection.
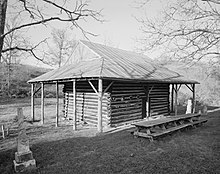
[
  {"xmin": 63, "ymin": 80, "xmax": 170, "ymax": 128},
  {"xmin": 148, "ymin": 84, "xmax": 170, "ymax": 116},
  {"xmin": 110, "ymin": 82, "xmax": 145, "ymax": 125},
  {"xmin": 63, "ymin": 81, "xmax": 111, "ymax": 126}
]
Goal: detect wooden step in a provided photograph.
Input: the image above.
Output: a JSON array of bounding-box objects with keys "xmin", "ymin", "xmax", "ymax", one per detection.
[
  {"xmin": 151, "ymin": 123, "xmax": 191, "ymax": 137},
  {"xmin": 190, "ymin": 119, "xmax": 208, "ymax": 126}
]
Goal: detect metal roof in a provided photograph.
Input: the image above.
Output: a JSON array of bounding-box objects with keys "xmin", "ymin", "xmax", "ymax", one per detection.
[{"xmin": 28, "ymin": 40, "xmax": 199, "ymax": 84}]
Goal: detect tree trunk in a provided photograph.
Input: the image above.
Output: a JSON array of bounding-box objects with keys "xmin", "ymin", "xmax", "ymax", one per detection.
[{"xmin": 0, "ymin": 0, "xmax": 7, "ymax": 63}]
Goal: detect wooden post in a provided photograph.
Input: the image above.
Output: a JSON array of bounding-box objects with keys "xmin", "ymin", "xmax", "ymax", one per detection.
[
  {"xmin": 31, "ymin": 83, "xmax": 35, "ymax": 122},
  {"xmin": 41, "ymin": 82, "xmax": 44, "ymax": 124},
  {"xmin": 174, "ymin": 84, "xmax": 178, "ymax": 116},
  {"xmin": 72, "ymin": 80, "xmax": 77, "ymax": 130},
  {"xmin": 97, "ymin": 78, "xmax": 103, "ymax": 133},
  {"xmin": 192, "ymin": 84, "xmax": 196, "ymax": 113},
  {"xmin": 171, "ymin": 84, "xmax": 174, "ymax": 113},
  {"xmin": 1, "ymin": 125, "xmax": 5, "ymax": 139},
  {"xmin": 56, "ymin": 82, "xmax": 59, "ymax": 127}
]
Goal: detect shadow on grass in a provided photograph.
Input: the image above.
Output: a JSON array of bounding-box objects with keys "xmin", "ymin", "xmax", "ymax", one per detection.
[{"xmin": 0, "ymin": 110, "xmax": 220, "ymax": 174}]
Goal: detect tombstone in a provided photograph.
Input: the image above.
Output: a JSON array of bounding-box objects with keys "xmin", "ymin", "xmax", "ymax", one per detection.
[
  {"xmin": 13, "ymin": 108, "xmax": 36, "ymax": 172},
  {"xmin": 186, "ymin": 99, "xmax": 192, "ymax": 114},
  {"xmin": 202, "ymin": 105, "xmax": 208, "ymax": 115}
]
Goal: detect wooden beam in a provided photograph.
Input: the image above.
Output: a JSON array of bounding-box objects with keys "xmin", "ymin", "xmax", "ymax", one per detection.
[
  {"xmin": 31, "ymin": 83, "xmax": 35, "ymax": 122},
  {"xmin": 97, "ymin": 78, "xmax": 103, "ymax": 133},
  {"xmin": 177, "ymin": 84, "xmax": 182, "ymax": 91},
  {"xmin": 41, "ymin": 82, "xmax": 44, "ymax": 124},
  {"xmin": 34, "ymin": 86, "xmax": 41, "ymax": 95},
  {"xmin": 171, "ymin": 84, "xmax": 174, "ymax": 113},
  {"xmin": 103, "ymin": 81, "xmax": 114, "ymax": 93},
  {"xmin": 56, "ymin": 82, "xmax": 59, "ymax": 127},
  {"xmin": 88, "ymin": 80, "xmax": 98, "ymax": 95},
  {"xmin": 174, "ymin": 84, "xmax": 178, "ymax": 116},
  {"xmin": 1, "ymin": 125, "xmax": 5, "ymax": 139},
  {"xmin": 192, "ymin": 84, "xmax": 196, "ymax": 113},
  {"xmin": 185, "ymin": 84, "xmax": 193, "ymax": 92},
  {"xmin": 72, "ymin": 80, "xmax": 77, "ymax": 130}
]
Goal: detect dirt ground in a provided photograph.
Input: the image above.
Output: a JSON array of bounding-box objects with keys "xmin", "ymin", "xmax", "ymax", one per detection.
[{"xmin": 0, "ymin": 98, "xmax": 99, "ymax": 152}]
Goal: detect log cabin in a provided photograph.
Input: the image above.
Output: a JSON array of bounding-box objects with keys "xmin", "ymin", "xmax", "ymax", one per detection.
[{"xmin": 28, "ymin": 40, "xmax": 199, "ymax": 132}]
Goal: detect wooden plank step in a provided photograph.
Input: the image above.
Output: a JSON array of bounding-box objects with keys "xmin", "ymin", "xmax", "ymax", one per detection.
[
  {"xmin": 190, "ymin": 119, "xmax": 208, "ymax": 126},
  {"xmin": 151, "ymin": 123, "xmax": 191, "ymax": 137},
  {"xmin": 133, "ymin": 131, "xmax": 153, "ymax": 141}
]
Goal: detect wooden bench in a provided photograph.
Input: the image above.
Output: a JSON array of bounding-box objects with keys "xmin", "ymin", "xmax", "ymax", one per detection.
[{"xmin": 132, "ymin": 113, "xmax": 207, "ymax": 141}]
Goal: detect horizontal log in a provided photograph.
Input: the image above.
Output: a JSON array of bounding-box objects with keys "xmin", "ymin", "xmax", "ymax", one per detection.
[
  {"xmin": 83, "ymin": 115, "xmax": 108, "ymax": 121},
  {"xmin": 111, "ymin": 92, "xmax": 145, "ymax": 97},
  {"xmin": 111, "ymin": 108, "xmax": 142, "ymax": 117},
  {"xmin": 68, "ymin": 110, "xmax": 109, "ymax": 116},
  {"xmin": 151, "ymin": 107, "xmax": 168, "ymax": 112},
  {"xmin": 75, "ymin": 110, "xmax": 109, "ymax": 116},
  {"xmin": 66, "ymin": 98, "xmax": 110, "ymax": 104},
  {"xmin": 149, "ymin": 91, "xmax": 169, "ymax": 95},
  {"xmin": 111, "ymin": 111, "xmax": 142, "ymax": 119},
  {"xmin": 112, "ymin": 87, "xmax": 143, "ymax": 91},
  {"xmin": 113, "ymin": 83, "xmax": 142, "ymax": 87},
  {"xmin": 65, "ymin": 92, "xmax": 110, "ymax": 97},
  {"xmin": 111, "ymin": 104, "xmax": 142, "ymax": 113},
  {"xmin": 83, "ymin": 119, "xmax": 97, "ymax": 125},
  {"xmin": 150, "ymin": 100, "xmax": 168, "ymax": 105},
  {"xmin": 110, "ymin": 115, "xmax": 142, "ymax": 124},
  {"xmin": 149, "ymin": 94, "xmax": 169, "ymax": 98},
  {"xmin": 111, "ymin": 98, "xmax": 142, "ymax": 104},
  {"xmin": 68, "ymin": 107, "xmax": 109, "ymax": 114},
  {"xmin": 70, "ymin": 102, "xmax": 109, "ymax": 107},
  {"xmin": 151, "ymin": 112, "xmax": 168, "ymax": 117},
  {"xmin": 83, "ymin": 116, "xmax": 110, "ymax": 124},
  {"xmin": 111, "ymin": 114, "xmax": 142, "ymax": 122},
  {"xmin": 112, "ymin": 89, "xmax": 144, "ymax": 93},
  {"xmin": 150, "ymin": 98, "xmax": 168, "ymax": 101},
  {"xmin": 76, "ymin": 105, "xmax": 109, "ymax": 111},
  {"xmin": 111, "ymin": 102, "xmax": 141, "ymax": 109},
  {"xmin": 151, "ymin": 104, "xmax": 168, "ymax": 108}
]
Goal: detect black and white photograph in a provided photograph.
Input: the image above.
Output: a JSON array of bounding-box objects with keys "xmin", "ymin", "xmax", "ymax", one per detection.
[{"xmin": 0, "ymin": 0, "xmax": 219, "ymax": 173}]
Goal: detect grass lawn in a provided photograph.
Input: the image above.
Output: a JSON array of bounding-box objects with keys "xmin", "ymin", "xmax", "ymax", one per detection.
[{"xmin": 0, "ymin": 98, "xmax": 219, "ymax": 174}]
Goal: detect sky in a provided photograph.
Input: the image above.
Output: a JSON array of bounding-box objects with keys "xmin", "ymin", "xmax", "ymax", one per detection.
[
  {"xmin": 17, "ymin": 0, "xmax": 164, "ymax": 67},
  {"xmin": 77, "ymin": 0, "xmax": 163, "ymax": 51}
]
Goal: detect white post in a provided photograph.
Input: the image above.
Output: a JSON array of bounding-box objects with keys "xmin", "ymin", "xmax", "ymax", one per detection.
[
  {"xmin": 97, "ymin": 78, "xmax": 103, "ymax": 133},
  {"xmin": 192, "ymin": 84, "xmax": 196, "ymax": 113},
  {"xmin": 41, "ymin": 82, "xmax": 44, "ymax": 124},
  {"xmin": 175, "ymin": 84, "xmax": 178, "ymax": 116},
  {"xmin": 56, "ymin": 82, "xmax": 59, "ymax": 127},
  {"xmin": 31, "ymin": 83, "xmax": 35, "ymax": 122},
  {"xmin": 73, "ymin": 80, "xmax": 77, "ymax": 130}
]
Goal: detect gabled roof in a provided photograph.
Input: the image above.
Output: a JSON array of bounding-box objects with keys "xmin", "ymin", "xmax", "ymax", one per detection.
[{"xmin": 28, "ymin": 40, "xmax": 198, "ymax": 84}]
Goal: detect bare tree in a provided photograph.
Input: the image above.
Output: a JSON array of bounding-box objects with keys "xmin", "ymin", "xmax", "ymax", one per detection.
[
  {"xmin": 136, "ymin": 0, "xmax": 220, "ymax": 64},
  {"xmin": 1, "ymin": 15, "xmax": 28, "ymax": 96},
  {"xmin": 45, "ymin": 29, "xmax": 77, "ymax": 68},
  {"xmin": 0, "ymin": 0, "xmax": 102, "ymax": 63}
]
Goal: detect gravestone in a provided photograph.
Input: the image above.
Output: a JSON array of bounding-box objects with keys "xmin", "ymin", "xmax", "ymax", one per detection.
[
  {"xmin": 13, "ymin": 108, "xmax": 36, "ymax": 172},
  {"xmin": 186, "ymin": 99, "xmax": 192, "ymax": 114},
  {"xmin": 202, "ymin": 105, "xmax": 208, "ymax": 115}
]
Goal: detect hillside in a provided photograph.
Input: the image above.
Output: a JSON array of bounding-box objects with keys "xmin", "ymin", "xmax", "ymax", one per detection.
[
  {"xmin": 163, "ymin": 61, "xmax": 220, "ymax": 106},
  {"xmin": 0, "ymin": 63, "xmax": 52, "ymax": 98}
]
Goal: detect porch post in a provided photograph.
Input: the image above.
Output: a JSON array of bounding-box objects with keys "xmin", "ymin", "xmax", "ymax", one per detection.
[
  {"xmin": 56, "ymin": 81, "xmax": 59, "ymax": 127},
  {"xmin": 192, "ymin": 84, "xmax": 196, "ymax": 113},
  {"xmin": 174, "ymin": 84, "xmax": 178, "ymax": 116},
  {"xmin": 41, "ymin": 82, "xmax": 44, "ymax": 124},
  {"xmin": 97, "ymin": 78, "xmax": 103, "ymax": 133},
  {"xmin": 31, "ymin": 83, "xmax": 35, "ymax": 122},
  {"xmin": 171, "ymin": 84, "xmax": 174, "ymax": 113},
  {"xmin": 72, "ymin": 79, "xmax": 77, "ymax": 130}
]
